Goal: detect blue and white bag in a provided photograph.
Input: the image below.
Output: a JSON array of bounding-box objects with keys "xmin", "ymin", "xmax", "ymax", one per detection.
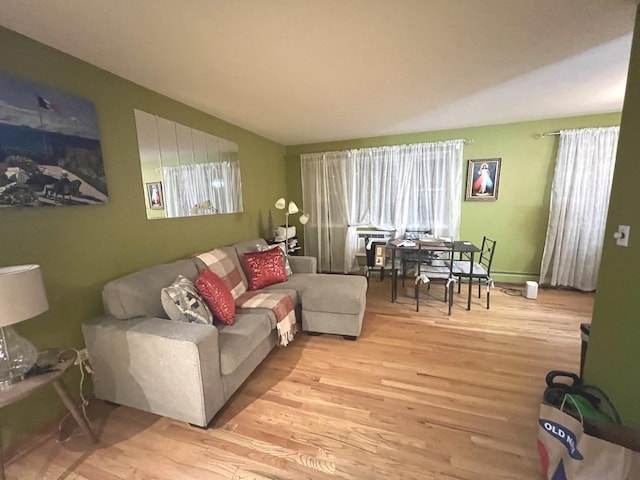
[{"xmin": 538, "ymin": 400, "xmax": 640, "ymax": 479}]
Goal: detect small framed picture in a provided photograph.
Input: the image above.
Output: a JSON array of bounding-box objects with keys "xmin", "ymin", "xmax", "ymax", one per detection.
[
  {"xmin": 374, "ymin": 244, "xmax": 386, "ymax": 267},
  {"xmin": 466, "ymin": 158, "xmax": 501, "ymax": 201},
  {"xmin": 146, "ymin": 182, "xmax": 164, "ymax": 209}
]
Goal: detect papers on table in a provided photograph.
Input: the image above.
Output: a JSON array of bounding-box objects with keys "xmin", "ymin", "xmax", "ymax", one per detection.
[{"xmin": 390, "ymin": 238, "xmax": 416, "ymax": 247}]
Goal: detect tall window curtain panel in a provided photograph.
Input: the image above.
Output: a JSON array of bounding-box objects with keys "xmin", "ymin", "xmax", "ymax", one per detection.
[
  {"xmin": 301, "ymin": 140, "xmax": 464, "ymax": 273},
  {"xmin": 540, "ymin": 127, "xmax": 619, "ymax": 291}
]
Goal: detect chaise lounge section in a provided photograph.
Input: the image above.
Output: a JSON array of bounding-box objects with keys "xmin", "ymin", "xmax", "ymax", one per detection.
[{"xmin": 300, "ymin": 274, "xmax": 367, "ymax": 339}]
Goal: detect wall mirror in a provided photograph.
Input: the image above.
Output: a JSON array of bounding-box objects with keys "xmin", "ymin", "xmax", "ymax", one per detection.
[{"xmin": 134, "ymin": 109, "xmax": 243, "ymax": 219}]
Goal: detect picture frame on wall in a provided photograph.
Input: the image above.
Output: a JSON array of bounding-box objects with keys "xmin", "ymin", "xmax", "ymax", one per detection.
[
  {"xmin": 466, "ymin": 158, "xmax": 501, "ymax": 201},
  {"xmin": 147, "ymin": 181, "xmax": 164, "ymax": 209},
  {"xmin": 0, "ymin": 71, "xmax": 108, "ymax": 208}
]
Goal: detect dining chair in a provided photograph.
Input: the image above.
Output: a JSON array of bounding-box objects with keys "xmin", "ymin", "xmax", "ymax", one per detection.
[
  {"xmin": 454, "ymin": 236, "xmax": 496, "ymax": 309},
  {"xmin": 414, "ymin": 243, "xmax": 458, "ymax": 315},
  {"xmin": 401, "ymin": 229, "xmax": 431, "ymax": 286}
]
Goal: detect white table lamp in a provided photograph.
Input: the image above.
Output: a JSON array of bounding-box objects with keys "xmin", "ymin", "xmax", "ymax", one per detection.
[{"xmin": 0, "ymin": 265, "xmax": 48, "ymax": 388}]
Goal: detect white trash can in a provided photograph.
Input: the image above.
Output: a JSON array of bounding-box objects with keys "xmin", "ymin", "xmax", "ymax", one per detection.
[{"xmin": 525, "ymin": 281, "xmax": 538, "ymax": 299}]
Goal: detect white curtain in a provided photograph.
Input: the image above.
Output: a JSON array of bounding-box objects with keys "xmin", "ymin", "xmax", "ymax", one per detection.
[
  {"xmin": 540, "ymin": 127, "xmax": 619, "ymax": 291},
  {"xmin": 301, "ymin": 140, "xmax": 464, "ymax": 273},
  {"xmin": 163, "ymin": 161, "xmax": 243, "ymax": 217}
]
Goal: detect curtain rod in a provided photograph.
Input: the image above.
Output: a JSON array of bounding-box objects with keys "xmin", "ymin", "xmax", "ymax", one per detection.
[{"xmin": 534, "ymin": 131, "xmax": 561, "ymax": 139}]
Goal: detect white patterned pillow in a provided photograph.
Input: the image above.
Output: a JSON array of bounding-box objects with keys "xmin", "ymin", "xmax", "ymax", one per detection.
[{"xmin": 161, "ymin": 275, "xmax": 213, "ymax": 324}]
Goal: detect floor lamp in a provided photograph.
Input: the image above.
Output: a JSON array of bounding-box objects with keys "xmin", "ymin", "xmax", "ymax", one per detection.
[
  {"xmin": 274, "ymin": 197, "xmax": 309, "ymax": 255},
  {"xmin": 0, "ymin": 265, "xmax": 48, "ymax": 388}
]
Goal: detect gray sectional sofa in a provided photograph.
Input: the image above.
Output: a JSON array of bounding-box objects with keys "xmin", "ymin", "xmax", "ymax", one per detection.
[{"xmin": 82, "ymin": 238, "xmax": 367, "ymax": 427}]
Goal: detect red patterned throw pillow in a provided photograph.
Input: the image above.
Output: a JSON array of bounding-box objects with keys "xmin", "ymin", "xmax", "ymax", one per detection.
[
  {"xmin": 242, "ymin": 248, "xmax": 288, "ymax": 290},
  {"xmin": 195, "ymin": 269, "xmax": 235, "ymax": 325}
]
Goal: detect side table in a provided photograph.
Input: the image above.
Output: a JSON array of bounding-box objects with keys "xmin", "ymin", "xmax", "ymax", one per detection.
[{"xmin": 0, "ymin": 349, "xmax": 98, "ymax": 479}]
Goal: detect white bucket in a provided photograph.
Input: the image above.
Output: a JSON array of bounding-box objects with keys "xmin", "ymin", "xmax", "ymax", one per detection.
[{"xmin": 525, "ymin": 281, "xmax": 538, "ymax": 300}]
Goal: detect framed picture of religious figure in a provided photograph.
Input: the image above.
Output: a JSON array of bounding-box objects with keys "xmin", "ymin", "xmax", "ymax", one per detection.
[
  {"xmin": 146, "ymin": 181, "xmax": 164, "ymax": 209},
  {"xmin": 466, "ymin": 158, "xmax": 501, "ymax": 201}
]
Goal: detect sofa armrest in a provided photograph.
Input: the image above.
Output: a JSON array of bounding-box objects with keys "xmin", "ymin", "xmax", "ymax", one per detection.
[
  {"xmin": 82, "ymin": 315, "xmax": 225, "ymax": 427},
  {"xmin": 288, "ymin": 255, "xmax": 317, "ymax": 274}
]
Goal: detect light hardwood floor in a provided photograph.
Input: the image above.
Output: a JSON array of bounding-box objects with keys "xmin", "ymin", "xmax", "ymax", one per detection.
[{"xmin": 5, "ymin": 279, "xmax": 593, "ymax": 480}]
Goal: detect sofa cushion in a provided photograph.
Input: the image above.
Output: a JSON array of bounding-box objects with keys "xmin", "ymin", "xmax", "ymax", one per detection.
[
  {"xmin": 242, "ymin": 249, "xmax": 288, "ymax": 290},
  {"xmin": 218, "ymin": 314, "xmax": 272, "ymax": 375},
  {"xmin": 161, "ymin": 275, "xmax": 213, "ymax": 325},
  {"xmin": 103, "ymin": 259, "xmax": 201, "ymax": 320},
  {"xmin": 195, "ymin": 269, "xmax": 235, "ymax": 325},
  {"xmin": 195, "ymin": 248, "xmax": 247, "ymax": 299},
  {"xmin": 235, "ymin": 307, "xmax": 278, "ymax": 330}
]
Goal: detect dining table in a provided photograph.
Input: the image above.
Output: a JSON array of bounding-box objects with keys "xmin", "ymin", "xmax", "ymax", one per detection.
[{"xmin": 386, "ymin": 239, "xmax": 482, "ymax": 310}]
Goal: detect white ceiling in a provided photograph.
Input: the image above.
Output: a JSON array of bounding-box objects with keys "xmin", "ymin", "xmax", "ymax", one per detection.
[{"xmin": 0, "ymin": 1, "xmax": 637, "ymax": 145}]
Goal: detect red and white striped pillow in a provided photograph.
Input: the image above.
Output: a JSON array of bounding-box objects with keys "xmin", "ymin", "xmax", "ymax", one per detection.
[{"xmin": 196, "ymin": 249, "xmax": 246, "ymax": 299}]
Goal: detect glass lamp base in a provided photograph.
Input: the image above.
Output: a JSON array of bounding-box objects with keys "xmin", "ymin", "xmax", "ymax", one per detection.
[
  {"xmin": 0, "ymin": 373, "xmax": 27, "ymax": 389},
  {"xmin": 0, "ymin": 326, "xmax": 38, "ymax": 389}
]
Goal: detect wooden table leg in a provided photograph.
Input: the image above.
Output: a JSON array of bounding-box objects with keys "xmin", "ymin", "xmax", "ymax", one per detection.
[{"xmin": 51, "ymin": 379, "xmax": 98, "ymax": 444}]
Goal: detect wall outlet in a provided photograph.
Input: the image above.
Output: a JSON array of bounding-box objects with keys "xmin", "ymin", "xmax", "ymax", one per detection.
[
  {"xmin": 614, "ymin": 225, "xmax": 631, "ymax": 247},
  {"xmin": 74, "ymin": 348, "xmax": 89, "ymax": 365}
]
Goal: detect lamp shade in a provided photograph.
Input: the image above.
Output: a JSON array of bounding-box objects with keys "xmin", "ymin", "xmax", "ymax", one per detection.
[
  {"xmin": 299, "ymin": 213, "xmax": 309, "ymax": 225},
  {"xmin": 287, "ymin": 201, "xmax": 299, "ymax": 214},
  {"xmin": 0, "ymin": 265, "xmax": 49, "ymax": 327},
  {"xmin": 274, "ymin": 197, "xmax": 286, "ymax": 210}
]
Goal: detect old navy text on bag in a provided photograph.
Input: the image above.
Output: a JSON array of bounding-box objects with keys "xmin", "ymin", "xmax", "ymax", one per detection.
[{"xmin": 540, "ymin": 419, "xmax": 583, "ymax": 460}]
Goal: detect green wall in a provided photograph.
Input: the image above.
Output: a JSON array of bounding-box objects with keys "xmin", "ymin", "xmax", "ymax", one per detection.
[
  {"xmin": 0, "ymin": 27, "xmax": 287, "ymax": 447},
  {"xmin": 1, "ymin": 11, "xmax": 637, "ymax": 449},
  {"xmin": 585, "ymin": 6, "xmax": 640, "ymax": 429},
  {"xmin": 286, "ymin": 113, "xmax": 621, "ymax": 283}
]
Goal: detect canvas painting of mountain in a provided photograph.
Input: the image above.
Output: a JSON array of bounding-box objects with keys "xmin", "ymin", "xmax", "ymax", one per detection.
[{"xmin": 0, "ymin": 72, "xmax": 108, "ymax": 207}]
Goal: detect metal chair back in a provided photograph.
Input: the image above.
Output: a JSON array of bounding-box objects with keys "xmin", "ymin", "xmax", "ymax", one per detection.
[
  {"xmin": 415, "ymin": 242, "xmax": 457, "ymax": 315},
  {"xmin": 479, "ymin": 237, "xmax": 497, "ymax": 274},
  {"xmin": 454, "ymin": 236, "xmax": 497, "ymax": 309}
]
